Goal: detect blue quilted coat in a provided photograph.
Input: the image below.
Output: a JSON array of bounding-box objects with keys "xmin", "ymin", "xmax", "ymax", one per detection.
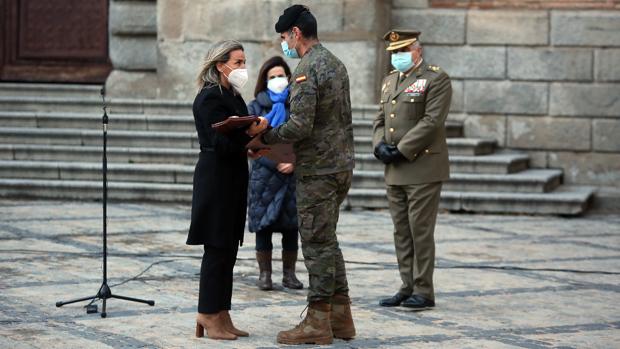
[{"xmin": 247, "ymin": 92, "xmax": 298, "ymax": 233}]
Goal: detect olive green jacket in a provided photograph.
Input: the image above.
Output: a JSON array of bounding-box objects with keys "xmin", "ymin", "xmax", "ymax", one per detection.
[{"xmin": 372, "ymin": 62, "xmax": 452, "ymax": 185}]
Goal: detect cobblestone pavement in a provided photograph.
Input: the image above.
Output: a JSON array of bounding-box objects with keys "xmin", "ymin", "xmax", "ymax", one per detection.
[{"xmin": 0, "ymin": 199, "xmax": 619, "ymax": 348}]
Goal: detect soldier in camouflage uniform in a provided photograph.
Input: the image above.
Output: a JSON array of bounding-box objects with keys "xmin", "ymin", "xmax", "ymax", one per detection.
[{"xmin": 259, "ymin": 5, "xmax": 355, "ymax": 345}]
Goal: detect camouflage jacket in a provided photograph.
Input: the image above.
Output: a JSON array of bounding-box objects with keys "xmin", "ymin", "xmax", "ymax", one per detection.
[{"xmin": 262, "ymin": 43, "xmax": 355, "ymax": 177}]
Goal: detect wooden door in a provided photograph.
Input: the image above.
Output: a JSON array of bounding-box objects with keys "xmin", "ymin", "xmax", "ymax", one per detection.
[{"xmin": 0, "ymin": 0, "xmax": 111, "ymax": 83}]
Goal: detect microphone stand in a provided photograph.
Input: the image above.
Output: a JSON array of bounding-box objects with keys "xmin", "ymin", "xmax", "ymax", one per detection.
[{"xmin": 55, "ymin": 87, "xmax": 155, "ymax": 318}]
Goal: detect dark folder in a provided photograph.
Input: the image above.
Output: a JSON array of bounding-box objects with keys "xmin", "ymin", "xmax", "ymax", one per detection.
[
  {"xmin": 211, "ymin": 115, "xmax": 259, "ymax": 134},
  {"xmin": 246, "ymin": 134, "xmax": 296, "ymax": 164}
]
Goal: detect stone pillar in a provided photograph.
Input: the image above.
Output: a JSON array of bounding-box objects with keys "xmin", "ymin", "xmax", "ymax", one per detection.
[{"xmin": 105, "ymin": 0, "xmax": 158, "ymax": 98}]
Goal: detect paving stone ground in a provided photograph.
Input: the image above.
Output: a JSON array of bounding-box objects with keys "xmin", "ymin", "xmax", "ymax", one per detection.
[{"xmin": 0, "ymin": 199, "xmax": 619, "ymax": 348}]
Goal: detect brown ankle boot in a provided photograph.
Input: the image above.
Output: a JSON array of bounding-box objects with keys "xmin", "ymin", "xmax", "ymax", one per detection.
[
  {"xmin": 330, "ymin": 294, "xmax": 356, "ymax": 340},
  {"xmin": 195, "ymin": 312, "xmax": 237, "ymax": 340},
  {"xmin": 277, "ymin": 302, "xmax": 333, "ymax": 345},
  {"xmin": 220, "ymin": 310, "xmax": 249, "ymax": 337},
  {"xmin": 282, "ymin": 250, "xmax": 303, "ymax": 289},
  {"xmin": 256, "ymin": 251, "xmax": 273, "ymax": 290}
]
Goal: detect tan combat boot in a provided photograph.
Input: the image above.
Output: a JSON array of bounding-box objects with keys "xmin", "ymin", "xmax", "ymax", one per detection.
[
  {"xmin": 277, "ymin": 302, "xmax": 333, "ymax": 345},
  {"xmin": 330, "ymin": 293, "xmax": 356, "ymax": 340}
]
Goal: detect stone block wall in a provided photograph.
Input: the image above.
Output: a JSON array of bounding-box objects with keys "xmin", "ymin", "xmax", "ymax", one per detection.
[
  {"xmin": 393, "ymin": 1, "xmax": 620, "ymax": 187},
  {"xmin": 149, "ymin": 0, "xmax": 390, "ymax": 105},
  {"xmin": 104, "ymin": 0, "xmax": 620, "ymax": 188}
]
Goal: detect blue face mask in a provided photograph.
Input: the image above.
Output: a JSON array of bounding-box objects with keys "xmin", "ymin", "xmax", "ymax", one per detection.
[
  {"xmin": 391, "ymin": 52, "xmax": 414, "ymax": 72},
  {"xmin": 281, "ymin": 33, "xmax": 300, "ymax": 59}
]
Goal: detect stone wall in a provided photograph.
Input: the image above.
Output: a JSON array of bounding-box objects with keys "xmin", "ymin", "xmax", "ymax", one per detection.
[
  {"xmin": 428, "ymin": 0, "xmax": 620, "ymax": 9},
  {"xmin": 114, "ymin": 0, "xmax": 390, "ymax": 104},
  {"xmin": 105, "ymin": 0, "xmax": 620, "ymax": 188},
  {"xmin": 393, "ymin": 1, "xmax": 620, "ymax": 187}
]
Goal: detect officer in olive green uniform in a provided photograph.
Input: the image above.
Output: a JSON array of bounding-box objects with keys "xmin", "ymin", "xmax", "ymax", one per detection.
[
  {"xmin": 372, "ymin": 30, "xmax": 452, "ymax": 310},
  {"xmin": 261, "ymin": 5, "xmax": 356, "ymax": 345}
]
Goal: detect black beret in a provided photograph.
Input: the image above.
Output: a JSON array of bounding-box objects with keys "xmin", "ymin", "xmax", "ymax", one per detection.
[{"xmin": 275, "ymin": 4, "xmax": 309, "ymax": 33}]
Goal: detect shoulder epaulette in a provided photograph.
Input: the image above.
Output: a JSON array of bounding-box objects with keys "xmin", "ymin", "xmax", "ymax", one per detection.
[{"xmin": 428, "ymin": 65, "xmax": 441, "ymax": 72}]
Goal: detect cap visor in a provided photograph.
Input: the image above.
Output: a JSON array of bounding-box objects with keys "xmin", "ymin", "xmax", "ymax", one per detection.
[{"xmin": 386, "ymin": 39, "xmax": 417, "ymax": 51}]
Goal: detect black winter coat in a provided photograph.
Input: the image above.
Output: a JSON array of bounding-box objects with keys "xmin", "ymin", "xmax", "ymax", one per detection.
[
  {"xmin": 247, "ymin": 91, "xmax": 298, "ymax": 233},
  {"xmin": 187, "ymin": 85, "xmax": 252, "ymax": 248}
]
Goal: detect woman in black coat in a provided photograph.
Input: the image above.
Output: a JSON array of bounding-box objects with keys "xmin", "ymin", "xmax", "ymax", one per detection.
[
  {"xmin": 247, "ymin": 56, "xmax": 303, "ymax": 291},
  {"xmin": 188, "ymin": 40, "xmax": 267, "ymax": 340}
]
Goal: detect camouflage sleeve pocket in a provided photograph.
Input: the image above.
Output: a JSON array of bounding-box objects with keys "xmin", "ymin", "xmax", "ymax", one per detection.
[{"xmin": 299, "ymin": 213, "xmax": 315, "ymax": 239}]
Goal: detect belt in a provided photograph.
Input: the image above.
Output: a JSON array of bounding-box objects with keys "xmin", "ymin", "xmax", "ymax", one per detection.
[{"xmin": 200, "ymin": 146, "xmax": 214, "ymax": 152}]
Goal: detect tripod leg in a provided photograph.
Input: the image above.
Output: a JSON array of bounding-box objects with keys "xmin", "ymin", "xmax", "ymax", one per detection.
[
  {"xmin": 56, "ymin": 295, "xmax": 98, "ymax": 307},
  {"xmin": 101, "ymin": 297, "xmax": 107, "ymax": 318},
  {"xmin": 111, "ymin": 294, "xmax": 155, "ymax": 306}
]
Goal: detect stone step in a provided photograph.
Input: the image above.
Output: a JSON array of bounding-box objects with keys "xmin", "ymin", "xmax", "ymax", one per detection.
[
  {"xmin": 0, "ymin": 82, "xmax": 103, "ymax": 98},
  {"xmin": 0, "ymin": 144, "xmax": 198, "ymax": 164},
  {"xmin": 0, "ymin": 160, "xmax": 194, "ymax": 184},
  {"xmin": 0, "ymin": 127, "xmax": 198, "ymax": 148},
  {"xmin": 0, "ymin": 96, "xmax": 192, "ymax": 115},
  {"xmin": 0, "ymin": 178, "xmax": 593, "ymax": 215},
  {"xmin": 355, "ymin": 136, "xmax": 496, "ymax": 156},
  {"xmin": 355, "ymin": 153, "xmax": 530, "ymax": 174},
  {"xmin": 0, "ymin": 159, "xmax": 560, "ymax": 193},
  {"xmin": 0, "ymin": 178, "xmax": 192, "ymax": 202},
  {"xmin": 1, "ymin": 126, "xmax": 481, "ymax": 155},
  {"xmin": 0, "ymin": 110, "xmax": 195, "ymax": 131},
  {"xmin": 0, "ymin": 94, "xmax": 382, "ymax": 120},
  {"xmin": 346, "ymin": 186, "xmax": 595, "ymax": 216},
  {"xmin": 353, "ymin": 169, "xmax": 563, "ymax": 193},
  {"xmin": 0, "ymin": 144, "xmax": 526, "ymax": 173},
  {"xmin": 0, "ymin": 111, "xmax": 383, "ymax": 139}
]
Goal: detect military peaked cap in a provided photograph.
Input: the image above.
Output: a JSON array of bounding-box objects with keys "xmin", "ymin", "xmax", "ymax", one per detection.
[{"xmin": 383, "ymin": 29, "xmax": 421, "ymax": 51}]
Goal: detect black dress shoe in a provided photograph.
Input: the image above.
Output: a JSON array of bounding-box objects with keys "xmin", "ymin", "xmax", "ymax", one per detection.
[
  {"xmin": 402, "ymin": 295, "xmax": 435, "ymax": 310},
  {"xmin": 379, "ymin": 293, "xmax": 409, "ymax": 307}
]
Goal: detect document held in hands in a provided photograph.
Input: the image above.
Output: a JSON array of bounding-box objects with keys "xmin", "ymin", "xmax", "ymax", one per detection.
[
  {"xmin": 246, "ymin": 132, "xmax": 296, "ymax": 164},
  {"xmin": 212, "ymin": 115, "xmax": 295, "ymax": 164},
  {"xmin": 211, "ymin": 115, "xmax": 259, "ymax": 134}
]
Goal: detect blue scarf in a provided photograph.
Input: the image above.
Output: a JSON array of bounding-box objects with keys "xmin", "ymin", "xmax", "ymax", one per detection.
[{"xmin": 264, "ymin": 88, "xmax": 289, "ymax": 127}]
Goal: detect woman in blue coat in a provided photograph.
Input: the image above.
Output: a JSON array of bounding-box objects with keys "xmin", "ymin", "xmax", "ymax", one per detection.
[{"xmin": 247, "ymin": 56, "xmax": 303, "ymax": 291}]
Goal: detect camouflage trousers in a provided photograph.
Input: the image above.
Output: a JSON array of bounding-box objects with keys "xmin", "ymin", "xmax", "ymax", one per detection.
[{"xmin": 296, "ymin": 170, "xmax": 352, "ymax": 303}]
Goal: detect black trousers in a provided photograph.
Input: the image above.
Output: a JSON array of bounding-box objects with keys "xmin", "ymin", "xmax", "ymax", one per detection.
[
  {"xmin": 255, "ymin": 229, "xmax": 299, "ymax": 252},
  {"xmin": 198, "ymin": 244, "xmax": 238, "ymax": 314}
]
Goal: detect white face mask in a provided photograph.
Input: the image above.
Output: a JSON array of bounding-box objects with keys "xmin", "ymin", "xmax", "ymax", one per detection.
[
  {"xmin": 225, "ymin": 66, "xmax": 248, "ymax": 90},
  {"xmin": 267, "ymin": 77, "xmax": 289, "ymax": 93}
]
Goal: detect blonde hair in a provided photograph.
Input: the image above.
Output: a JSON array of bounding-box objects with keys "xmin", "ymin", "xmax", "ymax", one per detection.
[{"xmin": 196, "ymin": 40, "xmax": 244, "ymax": 89}]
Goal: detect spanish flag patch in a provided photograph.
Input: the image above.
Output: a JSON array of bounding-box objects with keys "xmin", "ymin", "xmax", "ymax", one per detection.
[{"xmin": 295, "ymin": 75, "xmax": 307, "ymax": 83}]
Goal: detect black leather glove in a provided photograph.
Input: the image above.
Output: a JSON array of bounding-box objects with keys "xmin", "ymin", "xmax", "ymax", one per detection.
[
  {"xmin": 385, "ymin": 145, "xmax": 407, "ymax": 164},
  {"xmin": 374, "ymin": 142, "xmax": 393, "ymax": 164},
  {"xmin": 374, "ymin": 142, "xmax": 406, "ymax": 164}
]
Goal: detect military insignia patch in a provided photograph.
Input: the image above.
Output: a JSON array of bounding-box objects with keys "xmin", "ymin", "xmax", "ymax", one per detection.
[
  {"xmin": 429, "ymin": 65, "xmax": 440, "ymax": 72},
  {"xmin": 404, "ymin": 79, "xmax": 427, "ymax": 96},
  {"xmin": 295, "ymin": 75, "xmax": 307, "ymax": 83}
]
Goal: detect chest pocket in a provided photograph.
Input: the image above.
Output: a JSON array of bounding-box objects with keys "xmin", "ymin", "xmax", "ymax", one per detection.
[{"xmin": 402, "ymin": 96, "xmax": 425, "ymax": 120}]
